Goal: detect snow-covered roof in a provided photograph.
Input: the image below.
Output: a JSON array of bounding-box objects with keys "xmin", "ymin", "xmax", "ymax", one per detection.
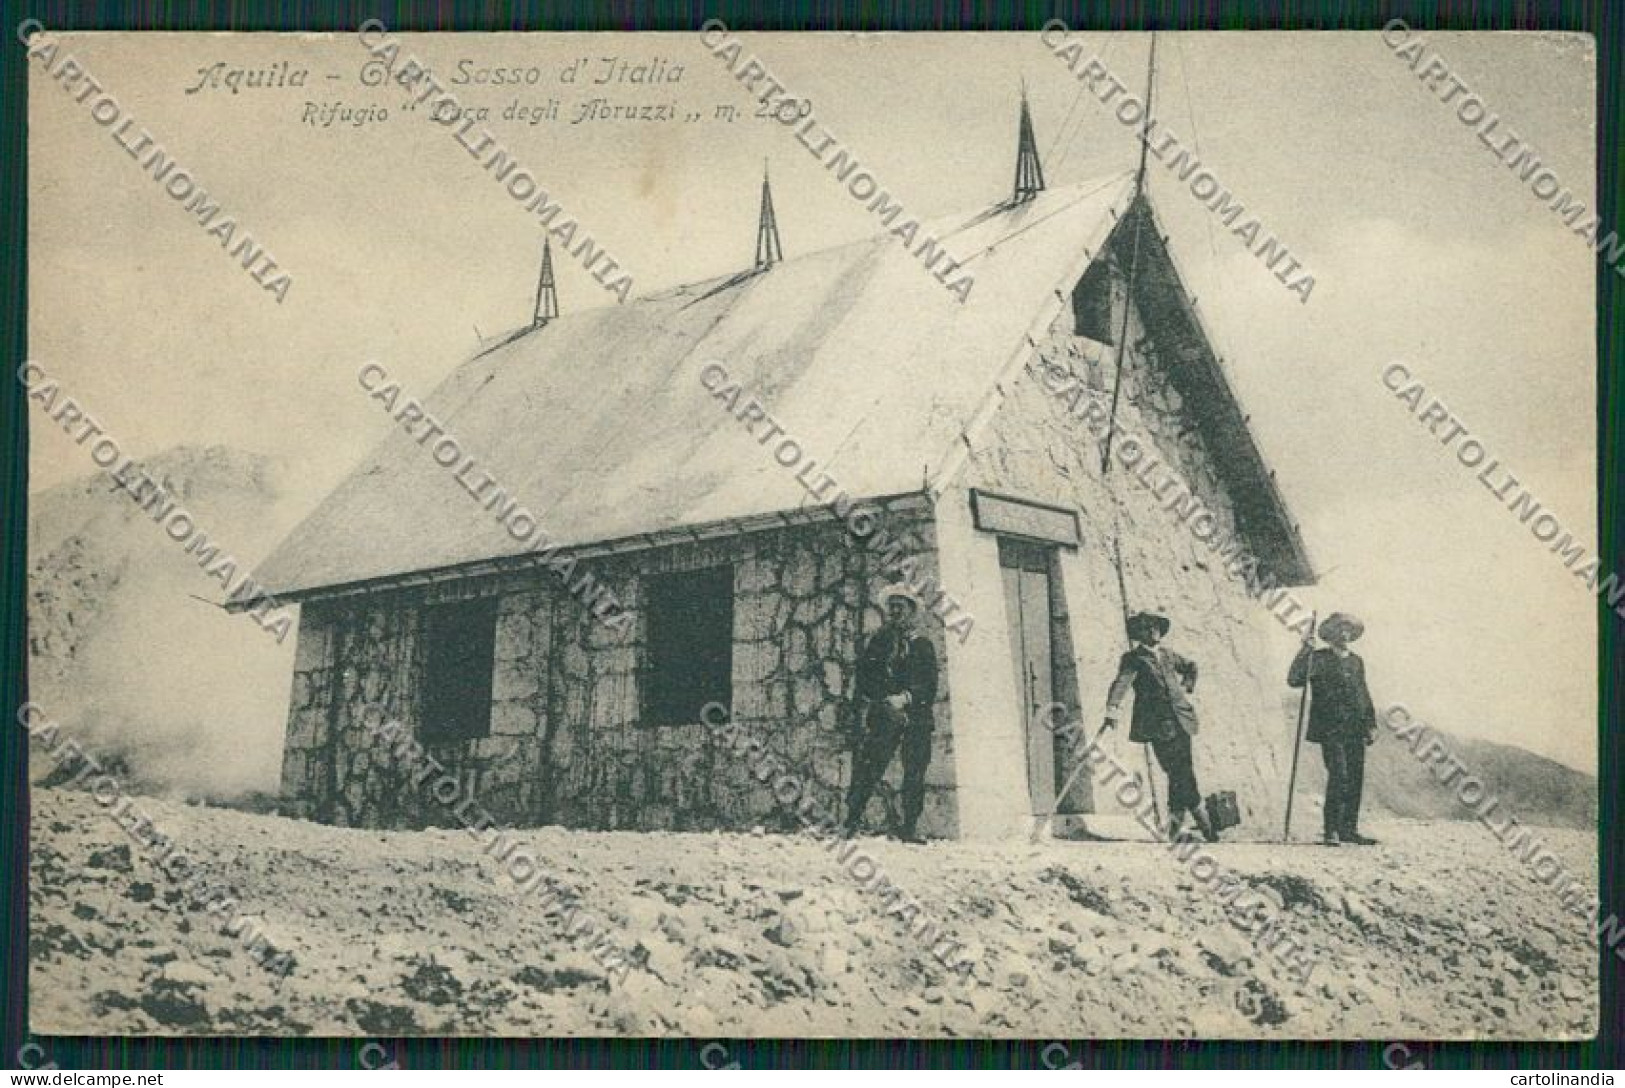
[{"xmin": 245, "ymin": 173, "xmax": 1311, "ymax": 603}]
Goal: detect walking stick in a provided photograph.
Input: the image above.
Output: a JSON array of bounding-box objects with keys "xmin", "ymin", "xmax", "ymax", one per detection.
[
  {"xmin": 1283, "ymin": 611, "xmax": 1317, "ymax": 841},
  {"xmin": 1029, "ymin": 719, "xmax": 1113, "ymax": 843},
  {"xmin": 1029, "ymin": 727, "xmax": 1165, "ymax": 843},
  {"xmin": 1142, "ymin": 744, "xmax": 1163, "ymax": 831}
]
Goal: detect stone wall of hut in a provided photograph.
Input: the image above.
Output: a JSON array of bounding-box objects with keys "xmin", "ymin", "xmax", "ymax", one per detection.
[{"xmin": 278, "ymin": 499, "xmax": 962, "ymax": 837}]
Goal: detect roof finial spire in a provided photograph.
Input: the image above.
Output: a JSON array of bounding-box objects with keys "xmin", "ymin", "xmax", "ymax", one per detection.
[
  {"xmin": 755, "ymin": 161, "xmax": 783, "ymax": 269},
  {"xmin": 532, "ymin": 236, "xmax": 558, "ymax": 328},
  {"xmin": 1013, "ymin": 81, "xmax": 1045, "ymax": 203}
]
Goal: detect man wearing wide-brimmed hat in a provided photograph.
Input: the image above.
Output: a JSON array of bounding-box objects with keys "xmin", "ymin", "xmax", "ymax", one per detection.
[
  {"xmin": 1289, "ymin": 612, "xmax": 1378, "ymax": 846},
  {"xmin": 1102, "ymin": 611, "xmax": 1217, "ymax": 841},
  {"xmin": 843, "ymin": 583, "xmax": 939, "ymax": 843}
]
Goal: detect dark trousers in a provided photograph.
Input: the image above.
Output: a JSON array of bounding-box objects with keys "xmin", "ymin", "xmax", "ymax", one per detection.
[
  {"xmin": 1150, "ymin": 729, "xmax": 1202, "ymax": 815},
  {"xmin": 1320, "ymin": 735, "xmax": 1368, "ymax": 837},
  {"xmin": 845, "ymin": 702, "xmax": 932, "ymax": 834}
]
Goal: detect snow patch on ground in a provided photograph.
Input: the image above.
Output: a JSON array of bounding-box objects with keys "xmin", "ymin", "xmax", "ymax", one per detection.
[{"xmin": 29, "ymin": 787, "xmax": 1597, "ymax": 1038}]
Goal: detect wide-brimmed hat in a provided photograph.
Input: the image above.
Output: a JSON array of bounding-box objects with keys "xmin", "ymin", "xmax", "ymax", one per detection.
[
  {"xmin": 1319, "ymin": 612, "xmax": 1365, "ymax": 642},
  {"xmin": 877, "ymin": 583, "xmax": 922, "ymax": 610},
  {"xmin": 1125, "ymin": 611, "xmax": 1171, "ymax": 642}
]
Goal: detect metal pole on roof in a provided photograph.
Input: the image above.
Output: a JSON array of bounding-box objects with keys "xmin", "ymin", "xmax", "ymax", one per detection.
[
  {"xmin": 533, "ymin": 237, "xmax": 559, "ymax": 328},
  {"xmin": 1100, "ymin": 32, "xmax": 1157, "ymax": 477},
  {"xmin": 755, "ymin": 161, "xmax": 783, "ymax": 269},
  {"xmin": 1082, "ymin": 35, "xmax": 1165, "ymax": 844},
  {"xmin": 1013, "ymin": 80, "xmax": 1046, "ymax": 203}
]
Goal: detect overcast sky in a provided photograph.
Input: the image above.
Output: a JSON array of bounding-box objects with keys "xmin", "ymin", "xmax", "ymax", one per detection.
[{"xmin": 29, "ymin": 31, "xmax": 1598, "ymax": 771}]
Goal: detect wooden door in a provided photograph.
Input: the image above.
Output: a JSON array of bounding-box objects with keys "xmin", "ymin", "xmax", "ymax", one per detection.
[{"xmin": 1001, "ymin": 545, "xmax": 1058, "ymax": 813}]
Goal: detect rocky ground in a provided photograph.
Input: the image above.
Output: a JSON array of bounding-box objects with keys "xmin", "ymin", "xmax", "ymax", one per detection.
[{"xmin": 29, "ymin": 787, "xmax": 1596, "ymax": 1039}]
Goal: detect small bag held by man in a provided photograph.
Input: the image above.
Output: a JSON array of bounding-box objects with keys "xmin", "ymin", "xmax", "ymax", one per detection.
[{"xmin": 1205, "ymin": 790, "xmax": 1242, "ymax": 833}]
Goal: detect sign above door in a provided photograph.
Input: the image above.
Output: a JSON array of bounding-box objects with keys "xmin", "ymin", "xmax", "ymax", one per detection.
[{"xmin": 970, "ymin": 490, "xmax": 1082, "ymax": 549}]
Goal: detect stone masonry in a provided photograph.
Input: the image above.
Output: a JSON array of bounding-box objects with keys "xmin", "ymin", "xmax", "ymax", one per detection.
[{"xmin": 279, "ymin": 499, "xmax": 961, "ymax": 838}]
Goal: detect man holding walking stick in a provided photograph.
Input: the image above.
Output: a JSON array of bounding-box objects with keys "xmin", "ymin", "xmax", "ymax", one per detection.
[
  {"xmin": 1288, "ymin": 612, "xmax": 1378, "ymax": 847},
  {"xmin": 1102, "ymin": 611, "xmax": 1218, "ymax": 842}
]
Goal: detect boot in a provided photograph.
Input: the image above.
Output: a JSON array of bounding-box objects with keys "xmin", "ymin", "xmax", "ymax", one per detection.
[
  {"xmin": 1191, "ymin": 806, "xmax": 1219, "ymax": 843},
  {"xmin": 1166, "ymin": 809, "xmax": 1188, "ymax": 840},
  {"xmin": 841, "ymin": 809, "xmax": 864, "ymax": 837}
]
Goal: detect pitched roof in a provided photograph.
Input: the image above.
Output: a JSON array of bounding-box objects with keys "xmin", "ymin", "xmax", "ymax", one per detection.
[{"xmin": 246, "ymin": 173, "xmax": 1312, "ymax": 603}]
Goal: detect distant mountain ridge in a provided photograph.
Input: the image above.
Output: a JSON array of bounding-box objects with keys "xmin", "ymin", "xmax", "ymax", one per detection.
[
  {"xmin": 1279, "ymin": 695, "xmax": 1594, "ymax": 831},
  {"xmin": 28, "ymin": 445, "xmax": 300, "ymax": 799}
]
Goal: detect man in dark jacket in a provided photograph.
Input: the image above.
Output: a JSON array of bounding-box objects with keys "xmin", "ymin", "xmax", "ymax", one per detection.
[
  {"xmin": 844, "ymin": 584, "xmax": 939, "ymax": 842},
  {"xmin": 1289, "ymin": 612, "xmax": 1377, "ymax": 846},
  {"xmin": 1102, "ymin": 611, "xmax": 1217, "ymax": 841}
]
